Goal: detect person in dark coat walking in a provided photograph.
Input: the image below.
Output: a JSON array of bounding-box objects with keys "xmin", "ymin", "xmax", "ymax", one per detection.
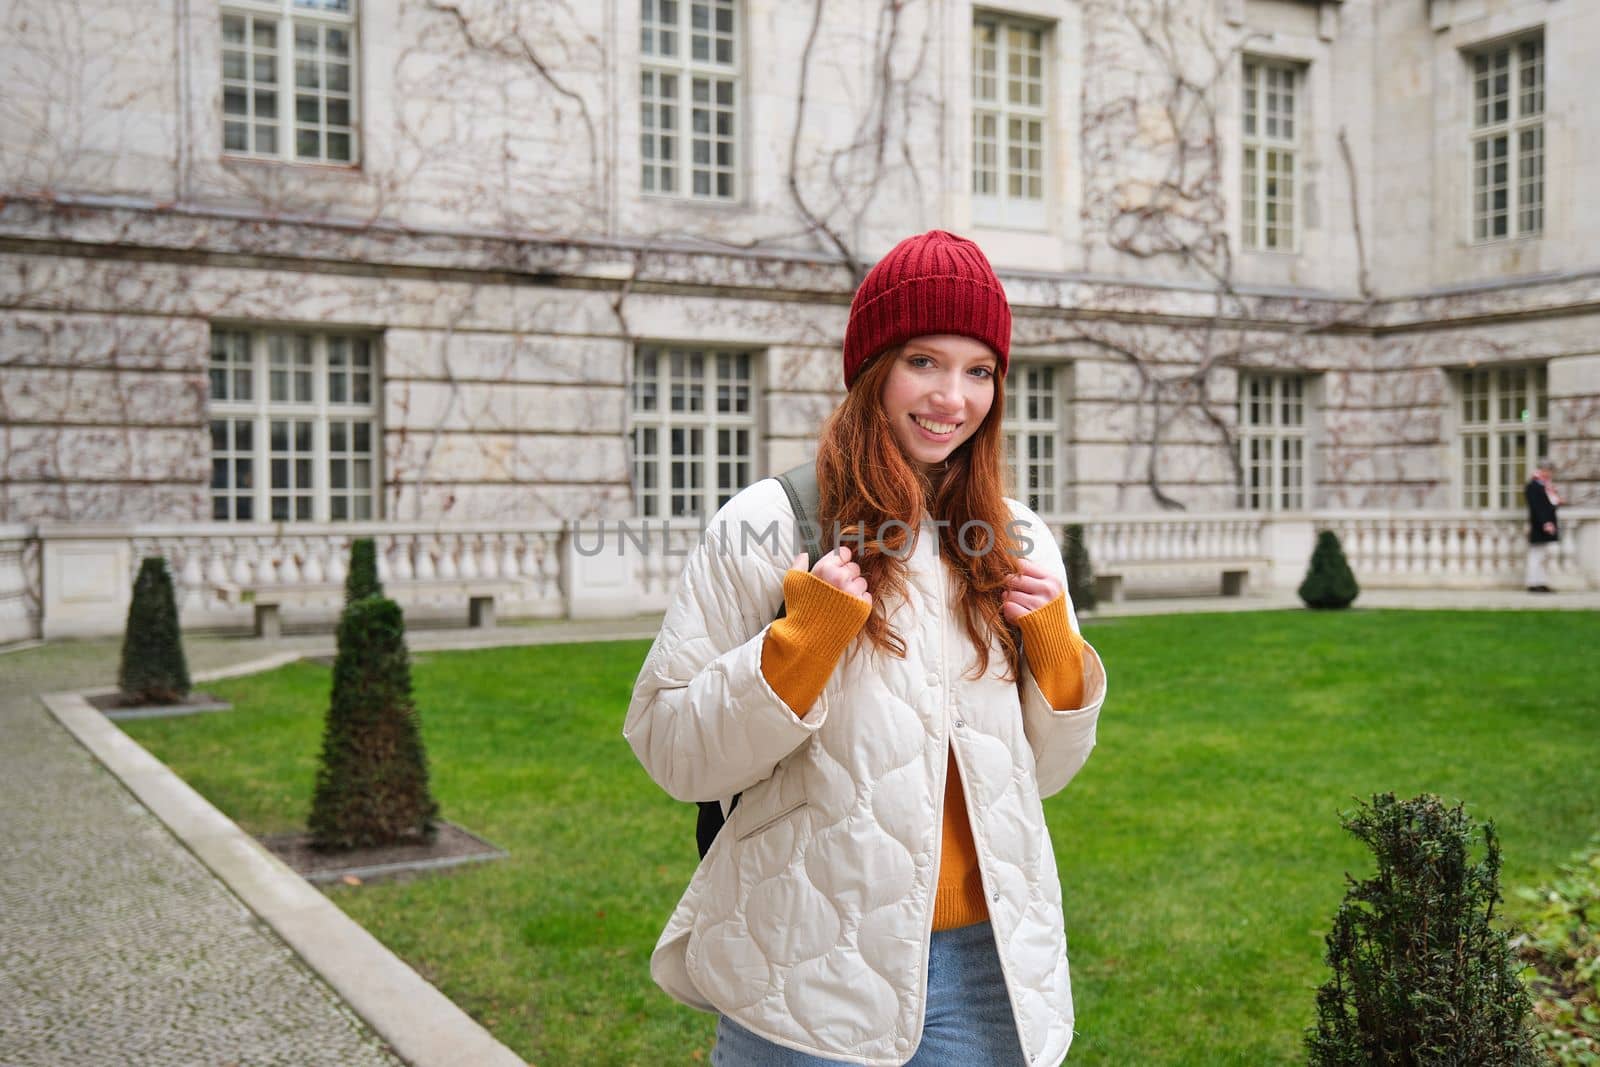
[{"xmin": 1525, "ymin": 459, "xmax": 1562, "ymax": 592}]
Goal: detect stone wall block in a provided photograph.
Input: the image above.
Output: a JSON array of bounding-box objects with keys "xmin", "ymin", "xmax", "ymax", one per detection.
[
  {"xmin": 1069, "ymin": 359, "xmax": 1149, "ymax": 401},
  {"xmin": 385, "ymin": 380, "xmax": 519, "ymax": 434},
  {"xmin": 0, "ymin": 368, "xmax": 203, "ymax": 425},
  {"xmin": 0, "ymin": 483, "xmax": 206, "ymax": 525},
  {"xmin": 0, "ymin": 311, "xmax": 205, "ymax": 371},
  {"xmin": 518, "ymin": 386, "xmax": 624, "ymax": 435},
  {"xmin": 1321, "ymin": 406, "xmax": 1443, "ymax": 446},
  {"xmin": 768, "ymin": 346, "xmax": 846, "ymax": 394},
  {"xmin": 388, "ymin": 483, "xmax": 633, "ymax": 523},
  {"xmin": 764, "ymin": 391, "xmax": 838, "ymax": 438},
  {"xmin": 384, "ymin": 329, "xmax": 628, "ymax": 385},
  {"xmin": 510, "ymin": 435, "xmax": 626, "ymax": 484},
  {"xmin": 1319, "ymin": 445, "xmax": 1448, "ymax": 488},
  {"xmin": 1, "ymin": 427, "xmax": 203, "ymax": 482},
  {"xmin": 387, "ymin": 432, "xmax": 517, "ymax": 484},
  {"xmin": 1073, "ymin": 398, "xmax": 1225, "ymax": 444}
]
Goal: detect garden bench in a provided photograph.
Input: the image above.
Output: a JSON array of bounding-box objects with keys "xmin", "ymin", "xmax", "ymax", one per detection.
[
  {"xmin": 215, "ymin": 578, "xmax": 518, "ymax": 638},
  {"xmin": 1092, "ymin": 557, "xmax": 1270, "ymax": 604}
]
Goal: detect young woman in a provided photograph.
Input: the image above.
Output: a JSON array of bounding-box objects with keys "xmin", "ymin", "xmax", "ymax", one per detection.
[{"xmin": 625, "ymin": 230, "xmax": 1107, "ymax": 1066}]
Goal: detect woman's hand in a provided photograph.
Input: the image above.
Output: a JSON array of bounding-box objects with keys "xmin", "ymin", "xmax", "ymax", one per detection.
[
  {"xmin": 1002, "ymin": 558, "xmax": 1063, "ymax": 624},
  {"xmin": 792, "ymin": 544, "xmax": 872, "ymax": 606}
]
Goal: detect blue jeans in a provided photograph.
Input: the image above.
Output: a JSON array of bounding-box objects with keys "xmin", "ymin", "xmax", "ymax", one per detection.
[{"xmin": 711, "ymin": 921, "xmax": 1027, "ymax": 1066}]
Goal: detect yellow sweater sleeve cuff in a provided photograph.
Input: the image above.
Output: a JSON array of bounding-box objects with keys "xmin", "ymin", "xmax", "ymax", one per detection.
[
  {"xmin": 1016, "ymin": 592, "xmax": 1087, "ymax": 711},
  {"xmin": 761, "ymin": 570, "xmax": 872, "ymax": 719}
]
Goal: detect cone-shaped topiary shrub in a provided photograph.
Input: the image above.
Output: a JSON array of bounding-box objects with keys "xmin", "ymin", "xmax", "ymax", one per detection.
[
  {"xmin": 1299, "ymin": 529, "xmax": 1360, "ymax": 609},
  {"xmin": 344, "ymin": 537, "xmax": 383, "ymax": 603},
  {"xmin": 118, "ymin": 556, "xmax": 191, "ymax": 706},
  {"xmin": 1063, "ymin": 524, "xmax": 1097, "ymax": 612},
  {"xmin": 1306, "ymin": 792, "xmax": 1542, "ymax": 1066},
  {"xmin": 309, "ymin": 595, "xmax": 438, "ymax": 850}
]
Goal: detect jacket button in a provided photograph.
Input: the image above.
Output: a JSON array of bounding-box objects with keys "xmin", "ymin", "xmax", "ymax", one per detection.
[
  {"xmin": 925, "ymin": 671, "xmax": 939, "ymax": 686},
  {"xmin": 954, "ymin": 719, "xmax": 966, "ymax": 730},
  {"xmin": 895, "ymin": 1038, "xmax": 910, "ymax": 1052}
]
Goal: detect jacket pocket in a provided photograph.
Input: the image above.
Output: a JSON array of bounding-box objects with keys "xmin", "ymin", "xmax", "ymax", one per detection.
[{"xmin": 735, "ymin": 799, "xmax": 809, "ymax": 842}]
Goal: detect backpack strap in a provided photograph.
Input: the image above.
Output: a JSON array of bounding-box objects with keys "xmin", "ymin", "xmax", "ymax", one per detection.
[
  {"xmin": 774, "ymin": 460, "xmax": 825, "ymax": 594},
  {"xmin": 695, "ymin": 459, "xmax": 823, "ymax": 859}
]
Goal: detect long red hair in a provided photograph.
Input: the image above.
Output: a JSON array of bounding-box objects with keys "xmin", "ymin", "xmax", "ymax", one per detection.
[{"xmin": 814, "ymin": 346, "xmax": 1022, "ymax": 681}]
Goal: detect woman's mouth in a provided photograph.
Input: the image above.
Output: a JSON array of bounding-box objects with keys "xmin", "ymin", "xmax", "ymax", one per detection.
[{"xmin": 912, "ymin": 414, "xmax": 959, "ymax": 440}]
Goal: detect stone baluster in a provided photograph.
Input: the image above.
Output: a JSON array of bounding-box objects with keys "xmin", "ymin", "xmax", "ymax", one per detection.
[
  {"xmin": 1372, "ymin": 524, "xmax": 1390, "ymax": 576},
  {"xmin": 414, "ymin": 536, "xmax": 437, "ymax": 580},
  {"xmin": 206, "ymin": 541, "xmax": 232, "ymax": 607},
  {"xmin": 391, "ymin": 536, "xmax": 415, "ymax": 581},
  {"xmin": 301, "ymin": 536, "xmax": 326, "ymax": 584},
  {"xmin": 473, "ymin": 535, "xmax": 497, "ymax": 579},
  {"xmin": 458, "ymin": 535, "xmax": 481, "ymax": 579},
  {"xmin": 1465, "ymin": 523, "xmax": 1484, "ymax": 577},
  {"xmin": 1494, "ymin": 522, "xmax": 1516, "ymax": 577},
  {"xmin": 230, "ymin": 538, "xmax": 254, "ymax": 585},
  {"xmin": 500, "ymin": 535, "xmax": 521, "ymax": 585},
  {"xmin": 327, "ymin": 537, "xmax": 349, "ymax": 585},
  {"xmin": 250, "ymin": 538, "xmax": 275, "ymax": 585},
  {"xmin": 179, "ymin": 544, "xmax": 205, "ymax": 613},
  {"xmin": 539, "ymin": 532, "xmax": 562, "ymax": 599},
  {"xmin": 436, "ymin": 533, "xmax": 459, "ymax": 579},
  {"xmin": 278, "ymin": 537, "xmax": 303, "ymax": 584}
]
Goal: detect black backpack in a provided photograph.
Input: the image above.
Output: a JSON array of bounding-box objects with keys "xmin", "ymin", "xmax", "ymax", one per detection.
[{"xmin": 694, "ymin": 461, "xmax": 824, "ymax": 858}]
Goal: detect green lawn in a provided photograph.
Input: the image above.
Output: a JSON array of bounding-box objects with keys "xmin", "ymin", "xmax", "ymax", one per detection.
[{"xmin": 121, "ymin": 610, "xmax": 1600, "ymax": 1066}]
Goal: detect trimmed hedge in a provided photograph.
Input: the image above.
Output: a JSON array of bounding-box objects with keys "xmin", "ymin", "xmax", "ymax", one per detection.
[
  {"xmin": 308, "ymin": 595, "xmax": 438, "ymax": 850},
  {"xmin": 344, "ymin": 537, "xmax": 383, "ymax": 603},
  {"xmin": 118, "ymin": 556, "xmax": 191, "ymax": 706}
]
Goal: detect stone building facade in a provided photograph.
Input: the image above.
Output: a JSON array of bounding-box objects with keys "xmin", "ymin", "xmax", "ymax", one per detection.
[{"xmin": 2, "ymin": 0, "xmax": 1597, "ymax": 633}]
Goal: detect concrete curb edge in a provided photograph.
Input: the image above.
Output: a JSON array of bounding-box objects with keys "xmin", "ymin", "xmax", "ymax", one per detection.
[{"xmin": 39, "ymin": 685, "xmax": 527, "ymax": 1067}]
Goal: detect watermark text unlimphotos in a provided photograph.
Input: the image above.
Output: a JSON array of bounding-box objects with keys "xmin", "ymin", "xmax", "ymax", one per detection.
[{"xmin": 567, "ymin": 518, "xmax": 1034, "ymax": 559}]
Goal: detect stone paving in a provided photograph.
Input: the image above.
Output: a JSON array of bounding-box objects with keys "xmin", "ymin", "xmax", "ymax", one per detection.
[{"xmin": 0, "ymin": 655, "xmax": 404, "ymax": 1066}]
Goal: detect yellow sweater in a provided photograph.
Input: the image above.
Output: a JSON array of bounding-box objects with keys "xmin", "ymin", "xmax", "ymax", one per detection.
[{"xmin": 760, "ymin": 569, "xmax": 1089, "ymax": 930}]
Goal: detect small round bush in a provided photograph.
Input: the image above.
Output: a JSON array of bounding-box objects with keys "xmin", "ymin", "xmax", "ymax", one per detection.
[{"xmin": 1299, "ymin": 530, "xmax": 1360, "ymax": 610}]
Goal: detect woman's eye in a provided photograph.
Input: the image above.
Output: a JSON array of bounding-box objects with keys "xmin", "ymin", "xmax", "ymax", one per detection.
[
  {"xmin": 909, "ymin": 355, "xmax": 933, "ymax": 368},
  {"xmin": 970, "ymin": 367, "xmax": 994, "ymax": 379}
]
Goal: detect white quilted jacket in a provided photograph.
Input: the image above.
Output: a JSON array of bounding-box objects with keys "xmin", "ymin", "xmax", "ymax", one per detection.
[{"xmin": 625, "ymin": 477, "xmax": 1107, "ymax": 1066}]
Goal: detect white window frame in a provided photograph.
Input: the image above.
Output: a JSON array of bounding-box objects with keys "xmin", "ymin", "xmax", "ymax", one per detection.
[
  {"xmin": 1468, "ymin": 35, "xmax": 1544, "ymax": 242},
  {"xmin": 222, "ymin": 0, "xmax": 360, "ymax": 165},
  {"xmin": 1241, "ymin": 57, "xmax": 1302, "ymax": 253},
  {"xmin": 1456, "ymin": 365, "xmax": 1548, "ymax": 510},
  {"xmin": 1002, "ymin": 362, "xmax": 1065, "ymax": 514},
  {"xmin": 208, "ymin": 328, "xmax": 380, "ymax": 523},
  {"xmin": 1238, "ymin": 373, "xmax": 1309, "ymax": 511},
  {"xmin": 629, "ymin": 346, "xmax": 757, "ymax": 519},
  {"xmin": 971, "ymin": 12, "xmax": 1049, "ymax": 230},
  {"xmin": 640, "ymin": 0, "xmax": 740, "ymax": 201}
]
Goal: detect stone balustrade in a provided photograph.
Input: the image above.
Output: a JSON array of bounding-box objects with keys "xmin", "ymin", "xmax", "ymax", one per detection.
[
  {"xmin": 4, "ymin": 509, "xmax": 1595, "ymax": 641},
  {"xmin": 1044, "ymin": 513, "xmax": 1269, "ymax": 565},
  {"xmin": 0, "ymin": 525, "xmax": 39, "ymax": 644},
  {"xmin": 1316, "ymin": 511, "xmax": 1595, "ymax": 588}
]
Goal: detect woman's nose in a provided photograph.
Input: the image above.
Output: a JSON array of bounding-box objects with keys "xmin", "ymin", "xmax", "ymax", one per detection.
[{"xmin": 930, "ymin": 375, "xmax": 962, "ymax": 409}]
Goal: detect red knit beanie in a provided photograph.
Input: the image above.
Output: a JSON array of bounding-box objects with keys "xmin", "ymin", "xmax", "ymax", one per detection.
[{"xmin": 841, "ymin": 230, "xmax": 1012, "ymax": 388}]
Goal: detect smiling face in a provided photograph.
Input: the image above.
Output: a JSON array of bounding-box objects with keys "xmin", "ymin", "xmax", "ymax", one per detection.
[{"xmin": 878, "ymin": 334, "xmax": 999, "ymax": 474}]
